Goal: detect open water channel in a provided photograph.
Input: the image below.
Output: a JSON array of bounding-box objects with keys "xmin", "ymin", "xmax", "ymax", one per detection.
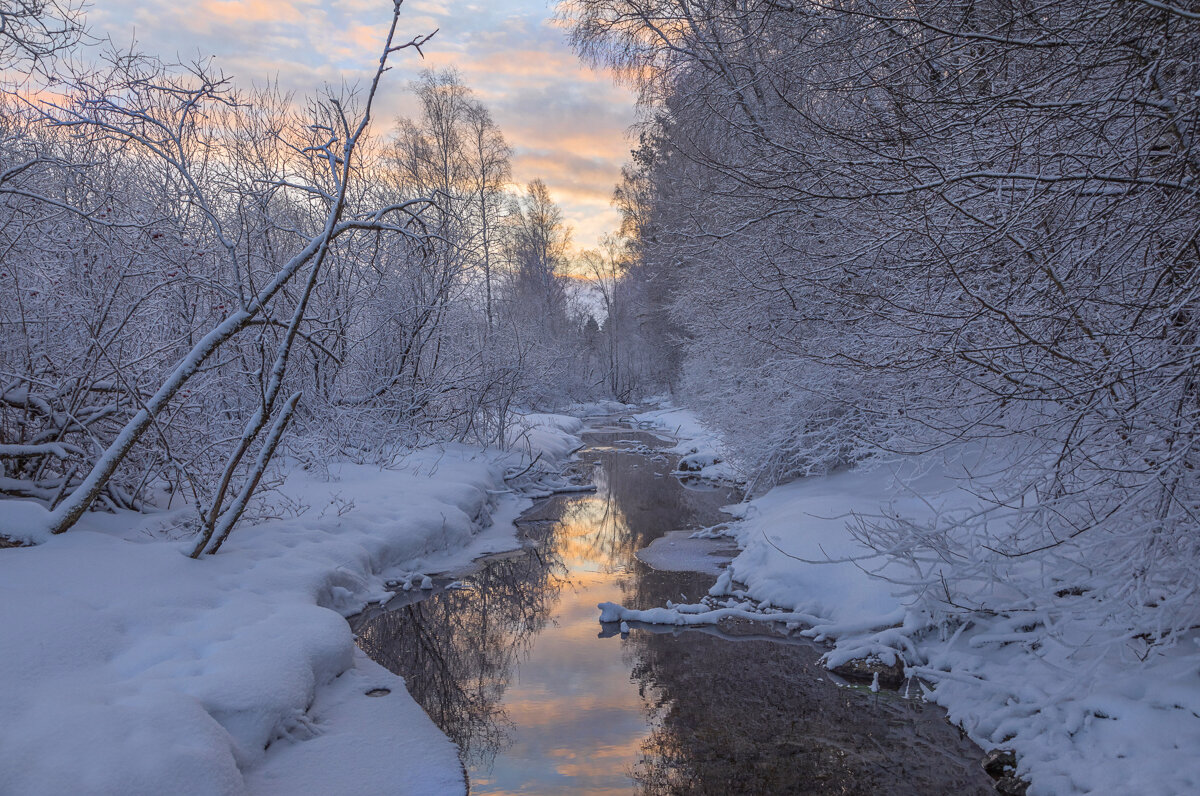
[{"xmin": 351, "ymin": 422, "xmax": 996, "ymax": 794}]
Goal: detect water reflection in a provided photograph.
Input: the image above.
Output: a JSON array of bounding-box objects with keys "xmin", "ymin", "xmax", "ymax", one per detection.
[
  {"xmin": 627, "ymin": 624, "xmax": 993, "ymax": 795},
  {"xmin": 352, "ymin": 535, "xmax": 564, "ymax": 768},
  {"xmin": 352, "ymin": 428, "xmax": 993, "ymax": 794}
]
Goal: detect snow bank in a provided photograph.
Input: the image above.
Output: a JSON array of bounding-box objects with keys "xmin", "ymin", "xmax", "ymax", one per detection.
[
  {"xmin": 608, "ymin": 410, "xmax": 1200, "ymax": 795},
  {"xmin": 720, "ymin": 469, "xmax": 914, "ymax": 632},
  {"xmin": 718, "ymin": 461, "xmax": 1200, "ymax": 794},
  {"xmin": 635, "ymin": 529, "xmax": 736, "ymax": 576},
  {"xmin": 0, "ymin": 422, "xmax": 583, "ymax": 794},
  {"xmin": 507, "ymin": 412, "xmax": 585, "ymax": 463},
  {"xmin": 633, "ymin": 404, "xmax": 715, "ymax": 455},
  {"xmin": 633, "ymin": 403, "xmax": 740, "ymax": 482},
  {"xmin": 563, "ymin": 399, "xmax": 630, "ymax": 417},
  {"xmin": 0, "ymin": 497, "xmax": 53, "ymax": 546}
]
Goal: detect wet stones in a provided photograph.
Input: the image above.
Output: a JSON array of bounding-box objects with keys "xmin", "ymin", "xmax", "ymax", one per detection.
[
  {"xmin": 829, "ymin": 654, "xmax": 906, "ymax": 689},
  {"xmin": 982, "ymin": 749, "xmax": 1016, "ymax": 778},
  {"xmin": 677, "ymin": 452, "xmax": 721, "ymax": 472},
  {"xmin": 995, "ymin": 776, "xmax": 1030, "ymax": 796},
  {"xmin": 982, "ymin": 749, "xmax": 1029, "ymax": 795}
]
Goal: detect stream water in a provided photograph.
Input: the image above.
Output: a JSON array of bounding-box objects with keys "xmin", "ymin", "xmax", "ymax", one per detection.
[{"xmin": 351, "ymin": 424, "xmax": 996, "ymax": 794}]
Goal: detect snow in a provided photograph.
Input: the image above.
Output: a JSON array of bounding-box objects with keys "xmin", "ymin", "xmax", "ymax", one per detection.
[
  {"xmin": 717, "ymin": 469, "xmax": 909, "ymax": 631},
  {"xmin": 635, "ymin": 529, "xmax": 736, "ymax": 575},
  {"xmin": 633, "ymin": 403, "xmax": 741, "ymax": 483},
  {"xmin": 507, "ymin": 412, "xmax": 585, "ymax": 462},
  {"xmin": 0, "ymin": 417, "xmax": 583, "ymax": 794},
  {"xmin": 607, "ymin": 408, "xmax": 1200, "ymax": 795},
  {"xmin": 245, "ymin": 650, "xmax": 462, "ymax": 796},
  {"xmin": 0, "ymin": 498, "xmax": 53, "ymax": 545},
  {"xmin": 633, "ymin": 404, "xmax": 717, "ymax": 455},
  {"xmin": 563, "ymin": 399, "xmax": 631, "ymax": 417}
]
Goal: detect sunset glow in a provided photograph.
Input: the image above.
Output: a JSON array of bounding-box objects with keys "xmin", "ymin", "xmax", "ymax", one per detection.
[{"xmin": 89, "ymin": 0, "xmax": 637, "ymax": 251}]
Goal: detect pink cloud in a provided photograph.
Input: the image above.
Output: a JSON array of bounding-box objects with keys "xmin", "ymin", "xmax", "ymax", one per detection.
[{"xmin": 88, "ymin": 0, "xmax": 638, "ymax": 251}]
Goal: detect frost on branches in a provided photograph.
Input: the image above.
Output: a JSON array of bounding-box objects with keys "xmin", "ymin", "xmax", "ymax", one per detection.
[
  {"xmin": 563, "ymin": 1, "xmax": 1200, "ymax": 791},
  {"xmin": 0, "ymin": 2, "xmax": 627, "ymax": 551}
]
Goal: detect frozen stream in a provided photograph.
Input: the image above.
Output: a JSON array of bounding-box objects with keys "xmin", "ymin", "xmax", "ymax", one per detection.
[{"xmin": 351, "ymin": 425, "xmax": 996, "ymax": 794}]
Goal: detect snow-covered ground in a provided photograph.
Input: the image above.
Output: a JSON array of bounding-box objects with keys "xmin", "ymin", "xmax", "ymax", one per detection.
[
  {"xmin": 507, "ymin": 411, "xmax": 587, "ymax": 463},
  {"xmin": 0, "ymin": 414, "xmax": 583, "ymax": 796},
  {"xmin": 633, "ymin": 403, "xmax": 740, "ymax": 483},
  {"xmin": 620, "ymin": 406, "xmax": 1200, "ymax": 795}
]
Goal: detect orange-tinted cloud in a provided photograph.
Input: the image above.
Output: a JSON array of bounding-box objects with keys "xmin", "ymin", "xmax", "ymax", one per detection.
[{"xmin": 88, "ymin": 0, "xmax": 638, "ymax": 252}]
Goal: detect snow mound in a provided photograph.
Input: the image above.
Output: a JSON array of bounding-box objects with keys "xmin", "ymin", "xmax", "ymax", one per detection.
[
  {"xmin": 507, "ymin": 412, "xmax": 585, "ymax": 462},
  {"xmin": 636, "ymin": 529, "xmax": 735, "ymax": 575},
  {"xmin": 0, "ymin": 442, "xmax": 564, "ymax": 795},
  {"xmin": 0, "ymin": 498, "xmax": 52, "ymax": 545}
]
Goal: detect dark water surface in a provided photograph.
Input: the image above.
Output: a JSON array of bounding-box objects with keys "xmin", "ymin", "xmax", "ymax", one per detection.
[{"xmin": 351, "ymin": 425, "xmax": 994, "ymax": 795}]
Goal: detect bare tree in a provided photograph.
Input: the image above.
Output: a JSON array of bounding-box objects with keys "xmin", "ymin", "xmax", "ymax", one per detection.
[
  {"xmin": 464, "ymin": 100, "xmax": 510, "ymax": 331},
  {"xmin": 27, "ymin": 1, "xmax": 437, "ymax": 551},
  {"xmin": 504, "ymin": 178, "xmax": 571, "ymax": 328},
  {"xmin": 561, "ymin": 0, "xmax": 1200, "ymax": 654},
  {"xmin": 0, "ymin": 0, "xmax": 84, "ymax": 80}
]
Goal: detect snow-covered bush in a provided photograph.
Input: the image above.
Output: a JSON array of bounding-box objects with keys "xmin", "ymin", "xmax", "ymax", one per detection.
[
  {"xmin": 0, "ymin": 6, "xmax": 610, "ymax": 549},
  {"xmin": 563, "ymin": 0, "xmax": 1200, "ymax": 656}
]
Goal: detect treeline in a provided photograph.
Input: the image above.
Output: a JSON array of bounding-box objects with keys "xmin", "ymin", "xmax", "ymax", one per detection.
[
  {"xmin": 563, "ymin": 1, "xmax": 1200, "ymax": 650},
  {"xmin": 0, "ymin": 1, "xmax": 633, "ymax": 550}
]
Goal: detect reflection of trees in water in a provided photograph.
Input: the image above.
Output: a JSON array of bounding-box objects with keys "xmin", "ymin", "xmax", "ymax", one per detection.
[
  {"xmin": 625, "ymin": 628, "xmax": 995, "ymax": 795},
  {"xmin": 351, "ymin": 430, "xmax": 744, "ymax": 778},
  {"xmin": 352, "ymin": 526, "xmax": 567, "ymax": 768},
  {"xmin": 526, "ymin": 434, "xmax": 734, "ymax": 578},
  {"xmin": 618, "ymin": 564, "xmax": 716, "ymax": 622},
  {"xmin": 556, "ymin": 489, "xmax": 633, "ymax": 570},
  {"xmin": 603, "ymin": 429, "xmax": 995, "ymax": 794},
  {"xmin": 581, "ymin": 434, "xmax": 739, "ymax": 562}
]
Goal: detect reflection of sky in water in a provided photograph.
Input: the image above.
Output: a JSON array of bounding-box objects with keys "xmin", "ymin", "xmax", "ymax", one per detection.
[
  {"xmin": 354, "ymin": 432, "xmax": 737, "ymax": 794},
  {"xmin": 355, "ymin": 430, "xmax": 998, "ymax": 794},
  {"xmin": 469, "ymin": 483, "xmax": 667, "ymax": 794},
  {"xmin": 471, "ymin": 581, "xmax": 647, "ymax": 794}
]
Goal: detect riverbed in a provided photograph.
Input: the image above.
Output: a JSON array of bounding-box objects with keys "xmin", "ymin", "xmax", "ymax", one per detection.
[{"xmin": 351, "ymin": 423, "xmax": 995, "ymax": 794}]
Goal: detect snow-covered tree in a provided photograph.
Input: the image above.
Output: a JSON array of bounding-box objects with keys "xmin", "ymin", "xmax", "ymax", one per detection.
[{"xmin": 562, "ymin": 0, "xmax": 1200, "ymax": 656}]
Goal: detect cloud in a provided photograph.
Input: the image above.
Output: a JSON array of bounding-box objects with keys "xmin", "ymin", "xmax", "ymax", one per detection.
[{"xmin": 86, "ymin": 0, "xmax": 638, "ymax": 252}]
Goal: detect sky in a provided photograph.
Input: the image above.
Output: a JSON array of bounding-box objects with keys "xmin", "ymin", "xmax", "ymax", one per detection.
[{"xmin": 86, "ymin": 0, "xmax": 639, "ymax": 254}]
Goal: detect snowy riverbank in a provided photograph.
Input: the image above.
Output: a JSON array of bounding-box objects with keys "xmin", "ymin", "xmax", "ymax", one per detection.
[
  {"xmin": 0, "ymin": 414, "xmax": 583, "ymax": 795},
  {"xmin": 622, "ymin": 405, "xmax": 1200, "ymax": 795},
  {"xmin": 632, "ymin": 403, "xmax": 740, "ymax": 483}
]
